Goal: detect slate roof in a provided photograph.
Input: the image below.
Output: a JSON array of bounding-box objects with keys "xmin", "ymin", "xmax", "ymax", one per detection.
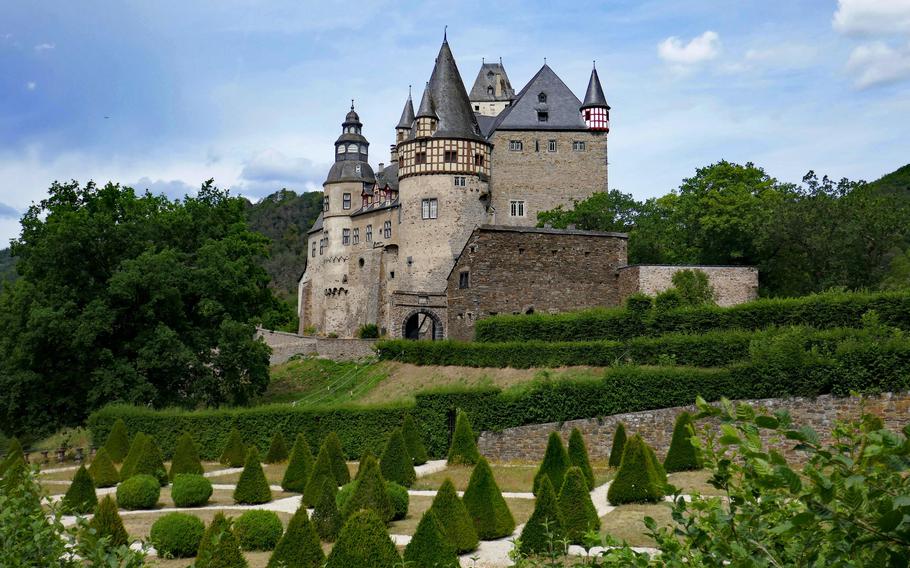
[
  {"xmin": 375, "ymin": 163, "xmax": 399, "ymax": 191},
  {"xmin": 468, "ymin": 62, "xmax": 515, "ymax": 102},
  {"xmin": 581, "ymin": 67, "xmax": 609, "ymax": 110},
  {"xmin": 488, "ymin": 64, "xmax": 587, "ymax": 132},
  {"xmin": 324, "ymin": 160, "xmax": 376, "ymax": 185},
  {"xmin": 351, "ymin": 198, "xmax": 400, "ymax": 218},
  {"xmin": 415, "ymin": 84, "xmax": 437, "ymax": 119},
  {"xmin": 307, "ymin": 211, "xmax": 323, "ymax": 234},
  {"xmin": 396, "ymin": 94, "xmax": 415, "ymax": 129},
  {"xmin": 475, "ymin": 114, "xmax": 497, "ymax": 138}
]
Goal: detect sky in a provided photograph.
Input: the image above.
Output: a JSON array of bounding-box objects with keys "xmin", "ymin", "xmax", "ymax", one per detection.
[{"xmin": 1, "ymin": 0, "xmax": 909, "ymax": 244}]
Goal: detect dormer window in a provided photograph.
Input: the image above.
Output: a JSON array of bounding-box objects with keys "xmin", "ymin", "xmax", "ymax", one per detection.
[
  {"xmin": 487, "ymin": 86, "xmax": 494, "ymax": 96},
  {"xmin": 537, "ymin": 111, "xmax": 548, "ymax": 122},
  {"xmin": 538, "ymin": 92, "xmax": 547, "ymax": 103}
]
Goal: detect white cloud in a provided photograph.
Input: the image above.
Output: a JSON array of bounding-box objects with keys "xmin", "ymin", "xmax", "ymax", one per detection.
[
  {"xmin": 0, "ymin": 202, "xmax": 18, "ymax": 219},
  {"xmin": 833, "ymin": 0, "xmax": 910, "ymax": 36},
  {"xmin": 130, "ymin": 177, "xmax": 197, "ymax": 200},
  {"xmin": 233, "ymin": 148, "xmax": 327, "ymax": 197},
  {"xmin": 847, "ymin": 40, "xmax": 910, "ymax": 87},
  {"xmin": 33, "ymin": 42, "xmax": 55, "ymax": 52},
  {"xmin": 25, "ymin": 81, "xmax": 36, "ymax": 91},
  {"xmin": 657, "ymin": 31, "xmax": 720, "ymax": 66}
]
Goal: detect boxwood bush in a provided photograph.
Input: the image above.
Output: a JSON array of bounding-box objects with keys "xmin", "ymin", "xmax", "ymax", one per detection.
[
  {"xmin": 234, "ymin": 510, "xmax": 283, "ymax": 551},
  {"xmin": 150, "ymin": 512, "xmax": 205, "ymax": 558},
  {"xmin": 116, "ymin": 474, "xmax": 160, "ymax": 510},
  {"xmin": 171, "ymin": 473, "xmax": 213, "ymax": 507}
]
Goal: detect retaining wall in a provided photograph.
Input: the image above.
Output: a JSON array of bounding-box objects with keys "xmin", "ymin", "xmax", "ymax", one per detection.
[{"xmin": 256, "ymin": 329, "xmax": 376, "ymax": 363}]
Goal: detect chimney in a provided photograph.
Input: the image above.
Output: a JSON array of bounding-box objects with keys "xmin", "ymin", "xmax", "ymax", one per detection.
[
  {"xmin": 378, "ymin": 162, "xmax": 385, "ymax": 173},
  {"xmin": 494, "ymin": 73, "xmax": 502, "ymax": 97},
  {"xmin": 390, "ymin": 144, "xmax": 398, "ymax": 163}
]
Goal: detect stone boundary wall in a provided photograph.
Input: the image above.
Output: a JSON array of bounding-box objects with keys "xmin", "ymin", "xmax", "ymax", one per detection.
[
  {"xmin": 256, "ymin": 329, "xmax": 376, "ymax": 364},
  {"xmin": 478, "ymin": 392, "xmax": 910, "ymax": 464},
  {"xmin": 618, "ymin": 265, "xmax": 759, "ymax": 307}
]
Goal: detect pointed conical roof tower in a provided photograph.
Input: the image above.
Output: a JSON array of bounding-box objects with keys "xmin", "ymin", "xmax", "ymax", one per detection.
[
  {"xmin": 580, "ymin": 63, "xmax": 610, "ymax": 131},
  {"xmin": 416, "ymin": 83, "xmax": 437, "ymax": 119},
  {"xmin": 397, "ymin": 90, "xmax": 416, "ymax": 129},
  {"xmin": 419, "ymin": 39, "xmax": 485, "ymax": 142}
]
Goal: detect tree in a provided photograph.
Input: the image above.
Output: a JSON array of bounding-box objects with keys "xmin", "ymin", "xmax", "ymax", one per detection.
[
  {"xmin": 325, "ymin": 510, "xmax": 400, "ymax": 568},
  {"xmin": 303, "ymin": 440, "xmax": 337, "ymax": 506},
  {"xmin": 62, "ymin": 465, "xmax": 98, "ymax": 514},
  {"xmin": 118, "ymin": 432, "xmax": 148, "ymax": 481},
  {"xmin": 403, "ymin": 509, "xmax": 459, "ymax": 568},
  {"xmin": 608, "ymin": 423, "xmax": 626, "ymax": 468},
  {"xmin": 88, "ymin": 447, "xmax": 120, "ymax": 488},
  {"xmin": 104, "ymin": 419, "xmax": 130, "ymax": 463},
  {"xmin": 606, "ymin": 435, "xmax": 665, "ymax": 505},
  {"xmin": 567, "ymin": 428, "xmax": 595, "ymax": 489},
  {"xmin": 264, "ymin": 431, "xmax": 288, "ymax": 464},
  {"xmin": 323, "ymin": 432, "xmax": 350, "ymax": 486},
  {"xmin": 448, "ymin": 410, "xmax": 480, "ymax": 465},
  {"xmin": 195, "ymin": 512, "xmax": 232, "ymax": 568},
  {"xmin": 281, "ymin": 433, "xmax": 314, "ymax": 492},
  {"xmin": 462, "ymin": 457, "xmax": 515, "ymax": 539},
  {"xmin": 558, "ymin": 466, "xmax": 600, "ymax": 544},
  {"xmin": 220, "ymin": 429, "xmax": 246, "ymax": 468},
  {"xmin": 0, "ymin": 437, "xmax": 25, "ymax": 477},
  {"xmin": 267, "ymin": 504, "xmax": 324, "ymax": 567},
  {"xmin": 311, "ymin": 478, "xmax": 342, "ymax": 542},
  {"xmin": 663, "ymin": 411, "xmax": 702, "ymax": 473},
  {"xmin": 169, "ymin": 432, "xmax": 204, "ymax": 480},
  {"xmin": 537, "ymin": 189, "xmax": 640, "ymax": 233},
  {"xmin": 205, "ymin": 525, "xmax": 248, "ymax": 568},
  {"xmin": 670, "ymin": 269, "xmax": 716, "ymax": 307},
  {"xmin": 429, "ymin": 478, "xmax": 479, "ymax": 553},
  {"xmin": 533, "ymin": 431, "xmax": 569, "ymax": 495},
  {"xmin": 133, "ymin": 437, "xmax": 168, "ymax": 486},
  {"xmin": 87, "ymin": 495, "xmax": 129, "ymax": 547},
  {"xmin": 519, "ymin": 475, "xmax": 564, "ymax": 555},
  {"xmin": 340, "ymin": 453, "xmax": 392, "ymax": 522},
  {"xmin": 379, "ymin": 429, "xmax": 416, "ymax": 487},
  {"xmin": 402, "ymin": 414, "xmax": 429, "ymax": 465},
  {"xmin": 233, "ymin": 448, "xmax": 272, "ymax": 505}
]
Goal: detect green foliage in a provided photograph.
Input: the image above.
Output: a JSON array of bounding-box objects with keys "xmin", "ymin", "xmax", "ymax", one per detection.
[
  {"xmin": 312, "ymin": 478, "xmax": 342, "ymax": 542},
  {"xmin": 654, "ymin": 288, "xmax": 682, "ymax": 312},
  {"xmin": 62, "ymin": 465, "xmax": 98, "ymax": 514},
  {"xmin": 150, "ymin": 512, "xmax": 205, "ymax": 558},
  {"xmin": 88, "ymin": 447, "xmax": 120, "ymax": 488},
  {"xmin": 281, "ymin": 432, "xmax": 314, "ymax": 492},
  {"xmin": 195, "ymin": 512, "xmax": 231, "ymax": 568},
  {"xmin": 233, "ymin": 510, "xmax": 283, "ymax": 551},
  {"xmin": 115, "ymin": 474, "xmax": 160, "ymax": 510},
  {"xmin": 356, "ymin": 323, "xmax": 380, "ymax": 338},
  {"xmin": 403, "ymin": 509, "xmax": 459, "ymax": 568},
  {"xmin": 303, "ymin": 439, "xmax": 336, "ymax": 506},
  {"xmin": 519, "ymin": 475, "xmax": 564, "ymax": 555},
  {"xmin": 607, "ymin": 435, "xmax": 666, "ymax": 505},
  {"xmin": 385, "ymin": 481, "xmax": 409, "ymax": 521},
  {"xmin": 104, "ymin": 419, "xmax": 130, "ymax": 463},
  {"xmin": 233, "ymin": 447, "xmax": 272, "ymax": 505},
  {"xmin": 133, "ymin": 436, "xmax": 168, "ymax": 486},
  {"xmin": 663, "ymin": 411, "xmax": 702, "ymax": 472},
  {"xmin": 171, "ymin": 474, "xmax": 213, "ymax": 507},
  {"xmin": 625, "ymin": 292, "xmax": 653, "ymax": 316},
  {"xmin": 87, "ymin": 495, "xmax": 129, "ymax": 547},
  {"xmin": 533, "ymin": 432, "xmax": 569, "ymax": 495},
  {"xmin": 206, "ymin": 524, "xmax": 248, "ymax": 568},
  {"xmin": 671, "ymin": 269, "xmax": 716, "ymax": 307},
  {"xmin": 880, "ymin": 248, "xmax": 910, "ymax": 291},
  {"xmin": 340, "ymin": 453, "xmax": 392, "ymax": 522},
  {"xmin": 402, "ymin": 414, "xmax": 429, "ymax": 465},
  {"xmin": 448, "ymin": 410, "xmax": 480, "ymax": 465},
  {"xmin": 567, "ymin": 428, "xmax": 595, "ymax": 489},
  {"xmin": 430, "ymin": 478, "xmax": 479, "ymax": 553},
  {"xmin": 264, "ymin": 431, "xmax": 288, "ymax": 464},
  {"xmin": 325, "ymin": 510, "xmax": 400, "ymax": 568},
  {"xmin": 220, "ymin": 429, "xmax": 246, "ymax": 467},
  {"xmin": 267, "ymin": 505, "xmax": 324, "ymax": 568},
  {"xmin": 463, "ymin": 457, "xmax": 515, "ymax": 539},
  {"xmin": 323, "ymin": 432, "xmax": 350, "ymax": 486},
  {"xmin": 0, "ymin": 437, "xmax": 24, "ymax": 477},
  {"xmin": 537, "ymin": 189, "xmax": 639, "ymax": 233},
  {"xmin": 0, "ymin": 180, "xmax": 273, "ymax": 438},
  {"xmin": 118, "ymin": 432, "xmax": 148, "ymax": 481},
  {"xmin": 379, "ymin": 428, "xmax": 416, "ymax": 487},
  {"xmin": 169, "ymin": 431, "xmax": 204, "ymax": 480},
  {"xmin": 558, "ymin": 466, "xmax": 600, "ymax": 544}
]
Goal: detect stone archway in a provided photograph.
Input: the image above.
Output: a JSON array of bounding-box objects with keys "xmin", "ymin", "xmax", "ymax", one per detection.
[{"xmin": 402, "ymin": 309, "xmax": 444, "ymax": 341}]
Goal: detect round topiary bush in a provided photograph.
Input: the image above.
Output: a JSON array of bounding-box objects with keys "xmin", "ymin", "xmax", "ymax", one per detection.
[
  {"xmin": 150, "ymin": 512, "xmax": 205, "ymax": 558},
  {"xmin": 171, "ymin": 474, "xmax": 213, "ymax": 507},
  {"xmin": 234, "ymin": 510, "xmax": 284, "ymax": 551},
  {"xmin": 116, "ymin": 474, "xmax": 161, "ymax": 510},
  {"xmin": 385, "ymin": 481, "xmax": 409, "ymax": 521}
]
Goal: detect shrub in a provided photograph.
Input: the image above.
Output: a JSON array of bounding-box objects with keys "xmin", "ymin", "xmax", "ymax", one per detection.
[
  {"xmin": 379, "ymin": 428, "xmax": 416, "ymax": 487},
  {"xmin": 429, "ymin": 478, "xmax": 479, "ymax": 553},
  {"xmin": 608, "ymin": 423, "xmax": 627, "ymax": 468},
  {"xmin": 267, "ymin": 505, "xmax": 324, "ymax": 567},
  {"xmin": 0, "ymin": 437, "xmax": 24, "ymax": 477},
  {"xmin": 169, "ymin": 432, "xmax": 204, "ymax": 480},
  {"xmin": 195, "ymin": 512, "xmax": 231, "ymax": 568},
  {"xmin": 205, "ymin": 524, "xmax": 247, "ymax": 568},
  {"xmin": 87, "ymin": 495, "xmax": 129, "ymax": 547},
  {"xmin": 116, "ymin": 474, "xmax": 160, "ymax": 510},
  {"xmin": 558, "ymin": 466, "xmax": 600, "ymax": 544},
  {"xmin": 463, "ymin": 457, "xmax": 515, "ymax": 539},
  {"xmin": 234, "ymin": 510, "xmax": 283, "ymax": 551},
  {"xmin": 356, "ymin": 323, "xmax": 379, "ymax": 339},
  {"xmin": 118, "ymin": 432, "xmax": 148, "ymax": 481},
  {"xmin": 323, "ymin": 432, "xmax": 350, "ymax": 486},
  {"xmin": 62, "ymin": 465, "xmax": 98, "ymax": 514},
  {"xmin": 664, "ymin": 411, "xmax": 702, "ymax": 473},
  {"xmin": 607, "ymin": 435, "xmax": 666, "ymax": 505},
  {"xmin": 133, "ymin": 436, "xmax": 168, "ymax": 486},
  {"xmin": 519, "ymin": 475, "xmax": 564, "ymax": 555},
  {"xmin": 403, "ymin": 509, "xmax": 458, "ymax": 568},
  {"xmin": 303, "ymin": 441, "xmax": 336, "ymax": 506},
  {"xmin": 325, "ymin": 510, "xmax": 400, "ymax": 568},
  {"xmin": 220, "ymin": 429, "xmax": 246, "ymax": 468},
  {"xmin": 567, "ymin": 428, "xmax": 595, "ymax": 489},
  {"xmin": 88, "ymin": 447, "xmax": 120, "ymax": 488},
  {"xmin": 264, "ymin": 431, "xmax": 288, "ymax": 464},
  {"xmin": 150, "ymin": 512, "xmax": 205, "ymax": 558},
  {"xmin": 312, "ymin": 478, "xmax": 342, "ymax": 542},
  {"xmin": 448, "ymin": 410, "xmax": 480, "ymax": 465},
  {"xmin": 336, "ymin": 478, "xmax": 408, "ymax": 522},
  {"xmin": 281, "ymin": 432, "xmax": 314, "ymax": 492},
  {"xmin": 171, "ymin": 473, "xmax": 213, "ymax": 507},
  {"xmin": 340, "ymin": 453, "xmax": 392, "ymax": 522},
  {"xmin": 104, "ymin": 419, "xmax": 130, "ymax": 463},
  {"xmin": 353, "ymin": 450, "xmax": 374, "ymax": 480},
  {"xmin": 626, "ymin": 292, "xmax": 654, "ymax": 316},
  {"xmin": 402, "ymin": 414, "xmax": 429, "ymax": 465},
  {"xmin": 233, "ymin": 447, "xmax": 272, "ymax": 505},
  {"xmin": 672, "ymin": 269, "xmax": 716, "ymax": 307},
  {"xmin": 655, "ymin": 288, "xmax": 683, "ymax": 312},
  {"xmin": 533, "ymin": 431, "xmax": 569, "ymax": 495}
]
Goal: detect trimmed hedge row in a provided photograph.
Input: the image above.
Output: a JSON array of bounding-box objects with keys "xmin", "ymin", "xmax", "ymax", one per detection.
[
  {"xmin": 474, "ymin": 290, "xmax": 910, "ymax": 343},
  {"xmin": 88, "ymin": 338, "xmax": 910, "ymax": 459}
]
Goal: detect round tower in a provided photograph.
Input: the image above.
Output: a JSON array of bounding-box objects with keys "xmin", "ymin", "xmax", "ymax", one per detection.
[{"xmin": 580, "ymin": 63, "xmax": 610, "ymax": 132}]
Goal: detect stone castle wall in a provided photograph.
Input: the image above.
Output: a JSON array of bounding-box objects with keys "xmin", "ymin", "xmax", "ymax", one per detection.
[
  {"xmin": 257, "ymin": 329, "xmax": 377, "ymax": 364},
  {"xmin": 477, "ymin": 392, "xmax": 910, "ymax": 464},
  {"xmin": 618, "ymin": 265, "xmax": 759, "ymax": 307}
]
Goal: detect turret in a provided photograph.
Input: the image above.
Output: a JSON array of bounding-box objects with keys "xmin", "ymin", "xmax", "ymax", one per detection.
[
  {"xmin": 396, "ymin": 89, "xmax": 415, "ymax": 143},
  {"xmin": 580, "ymin": 63, "xmax": 610, "ymax": 132},
  {"xmin": 415, "ymin": 83, "xmax": 437, "ymax": 138}
]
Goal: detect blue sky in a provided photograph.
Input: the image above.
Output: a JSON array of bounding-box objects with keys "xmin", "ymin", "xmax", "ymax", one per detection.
[{"xmin": 1, "ymin": 0, "xmax": 909, "ymax": 244}]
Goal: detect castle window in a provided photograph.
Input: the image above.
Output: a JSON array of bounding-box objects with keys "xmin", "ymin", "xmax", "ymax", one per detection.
[
  {"xmin": 323, "ymin": 196, "xmax": 329, "ymax": 211},
  {"xmin": 510, "ymin": 200, "xmax": 526, "ymax": 217},
  {"xmin": 487, "ymin": 86, "xmax": 494, "ymax": 95},
  {"xmin": 444, "ymin": 150, "xmax": 457, "ymax": 163},
  {"xmin": 473, "ymin": 153, "xmax": 484, "ymax": 167},
  {"xmin": 509, "ymin": 140, "xmax": 522, "ymax": 151},
  {"xmin": 355, "ymin": 164, "xmax": 362, "ymax": 174},
  {"xmin": 347, "ymin": 143, "xmax": 358, "ymax": 152},
  {"xmin": 383, "ymin": 220, "xmax": 392, "ymax": 238},
  {"xmin": 398, "ymin": 156, "xmax": 404, "ymax": 169},
  {"xmin": 474, "ymin": 105, "xmax": 480, "ymax": 111},
  {"xmin": 537, "ymin": 111, "xmax": 548, "ymax": 122},
  {"xmin": 454, "ymin": 176, "xmax": 466, "ymax": 187},
  {"xmin": 572, "ymin": 141, "xmax": 586, "ymax": 151},
  {"xmin": 353, "ymin": 228, "xmax": 360, "ymax": 244},
  {"xmin": 415, "ymin": 151, "xmax": 427, "ymax": 164},
  {"xmin": 342, "ymin": 228, "xmax": 350, "ymax": 245},
  {"xmin": 548, "ymin": 139, "xmax": 557, "ymax": 152},
  {"xmin": 459, "ymin": 271, "xmax": 470, "ymax": 289},
  {"xmin": 585, "ymin": 109, "xmax": 591, "ymax": 121},
  {"xmin": 390, "ymin": 271, "xmax": 395, "ymax": 279},
  {"xmin": 311, "ymin": 242, "xmax": 316, "ymax": 257},
  {"xmin": 343, "ymin": 193, "xmax": 351, "ymax": 210},
  {"xmin": 535, "ymin": 140, "xmax": 540, "ymax": 152},
  {"xmin": 337, "ymin": 145, "xmax": 345, "ymax": 154},
  {"xmin": 366, "ymin": 224, "xmax": 373, "ymax": 242},
  {"xmin": 421, "ymin": 198, "xmax": 438, "ymax": 220},
  {"xmin": 538, "ymin": 92, "xmax": 547, "ymax": 103}
]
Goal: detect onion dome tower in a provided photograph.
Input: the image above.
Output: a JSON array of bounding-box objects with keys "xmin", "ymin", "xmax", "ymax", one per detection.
[{"xmin": 580, "ymin": 63, "xmax": 610, "ymax": 132}]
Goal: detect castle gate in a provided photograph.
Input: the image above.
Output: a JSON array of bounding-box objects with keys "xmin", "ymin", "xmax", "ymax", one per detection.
[{"xmin": 402, "ymin": 309, "xmax": 444, "ymax": 340}]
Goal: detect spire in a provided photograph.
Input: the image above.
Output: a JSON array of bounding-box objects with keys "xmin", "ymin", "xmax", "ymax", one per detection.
[
  {"xmin": 396, "ymin": 89, "xmax": 416, "ymax": 129},
  {"xmin": 416, "ymin": 82, "xmax": 436, "ymax": 119},
  {"xmin": 421, "ymin": 39, "xmax": 484, "ymax": 140},
  {"xmin": 580, "ymin": 65, "xmax": 609, "ymax": 110}
]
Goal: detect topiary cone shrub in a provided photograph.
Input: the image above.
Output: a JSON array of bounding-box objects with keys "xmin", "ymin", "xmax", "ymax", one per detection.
[
  {"xmin": 303, "ymin": 440, "xmax": 336, "ymax": 506},
  {"xmin": 448, "ymin": 410, "xmax": 480, "ymax": 465},
  {"xmin": 533, "ymin": 431, "xmax": 569, "ymax": 495},
  {"xmin": 150, "ymin": 512, "xmax": 205, "ymax": 558},
  {"xmin": 519, "ymin": 475, "xmax": 564, "ymax": 555},
  {"xmin": 233, "ymin": 447, "xmax": 272, "ymax": 505},
  {"xmin": 267, "ymin": 505, "xmax": 324, "ymax": 568},
  {"xmin": 567, "ymin": 427, "xmax": 595, "ymax": 489},
  {"xmin": 171, "ymin": 473, "xmax": 213, "ymax": 507},
  {"xmin": 558, "ymin": 466, "xmax": 600, "ymax": 544},
  {"xmin": 379, "ymin": 428, "xmax": 416, "ymax": 487},
  {"xmin": 87, "ymin": 495, "xmax": 129, "ymax": 547},
  {"xmin": 133, "ymin": 436, "xmax": 168, "ymax": 486},
  {"xmin": 195, "ymin": 512, "xmax": 232, "ymax": 568},
  {"xmin": 463, "ymin": 456, "xmax": 515, "ymax": 539},
  {"xmin": 325, "ymin": 509, "xmax": 400, "ymax": 568},
  {"xmin": 281, "ymin": 433, "xmax": 314, "ymax": 493},
  {"xmin": 206, "ymin": 523, "xmax": 248, "ymax": 568},
  {"xmin": 62, "ymin": 465, "xmax": 98, "ymax": 514},
  {"xmin": 0, "ymin": 437, "xmax": 25, "ymax": 476},
  {"xmin": 220, "ymin": 429, "xmax": 246, "ymax": 468},
  {"xmin": 353, "ymin": 450, "xmax": 374, "ymax": 480},
  {"xmin": 323, "ymin": 432, "xmax": 350, "ymax": 487},
  {"xmin": 116, "ymin": 474, "xmax": 160, "ymax": 510},
  {"xmin": 608, "ymin": 422, "xmax": 627, "ymax": 468},
  {"xmin": 119, "ymin": 432, "xmax": 149, "ymax": 481},
  {"xmin": 429, "ymin": 478, "xmax": 479, "ymax": 553},
  {"xmin": 402, "ymin": 414, "xmax": 429, "ymax": 465},
  {"xmin": 340, "ymin": 453, "xmax": 392, "ymax": 522},
  {"xmin": 312, "ymin": 478, "xmax": 342, "ymax": 542},
  {"xmin": 264, "ymin": 431, "xmax": 288, "ymax": 464},
  {"xmin": 104, "ymin": 418, "xmax": 130, "ymax": 463},
  {"xmin": 664, "ymin": 411, "xmax": 702, "ymax": 473},
  {"xmin": 169, "ymin": 432, "xmax": 204, "ymax": 480},
  {"xmin": 607, "ymin": 434, "xmax": 666, "ymax": 505},
  {"xmin": 234, "ymin": 510, "xmax": 283, "ymax": 551},
  {"xmin": 88, "ymin": 447, "xmax": 120, "ymax": 488},
  {"xmin": 403, "ymin": 509, "xmax": 458, "ymax": 568}
]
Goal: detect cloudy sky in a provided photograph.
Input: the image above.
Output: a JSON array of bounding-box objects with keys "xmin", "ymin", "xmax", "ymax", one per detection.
[{"xmin": 1, "ymin": 0, "xmax": 909, "ymax": 244}]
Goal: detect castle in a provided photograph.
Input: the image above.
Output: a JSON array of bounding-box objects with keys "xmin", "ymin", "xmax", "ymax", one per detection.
[{"xmin": 298, "ymin": 37, "xmax": 757, "ymax": 341}]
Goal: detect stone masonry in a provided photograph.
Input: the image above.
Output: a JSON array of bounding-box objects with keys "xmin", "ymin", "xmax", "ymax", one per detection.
[{"xmin": 618, "ymin": 265, "xmax": 759, "ymax": 307}]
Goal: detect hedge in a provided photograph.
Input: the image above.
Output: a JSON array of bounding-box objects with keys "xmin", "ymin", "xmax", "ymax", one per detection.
[{"xmin": 473, "ymin": 290, "xmax": 910, "ymax": 343}]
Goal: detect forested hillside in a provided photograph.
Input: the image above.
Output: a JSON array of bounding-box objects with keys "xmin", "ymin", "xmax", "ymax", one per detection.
[{"xmin": 0, "ymin": 248, "xmax": 15, "ymax": 282}]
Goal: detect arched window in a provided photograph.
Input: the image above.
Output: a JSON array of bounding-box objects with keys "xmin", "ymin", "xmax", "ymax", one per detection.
[
  {"xmin": 348, "ymin": 143, "xmax": 358, "ymax": 152},
  {"xmin": 538, "ymin": 92, "xmax": 547, "ymax": 103},
  {"xmin": 487, "ymin": 86, "xmax": 494, "ymax": 95},
  {"xmin": 337, "ymin": 145, "xmax": 345, "ymax": 154}
]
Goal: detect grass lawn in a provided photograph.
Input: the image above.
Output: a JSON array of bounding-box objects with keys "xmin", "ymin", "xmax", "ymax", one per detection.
[
  {"xmin": 412, "ymin": 464, "xmax": 613, "ymax": 493},
  {"xmin": 667, "ymin": 469, "xmax": 725, "ymax": 496},
  {"xmin": 599, "ymin": 503, "xmax": 675, "ymax": 547}
]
